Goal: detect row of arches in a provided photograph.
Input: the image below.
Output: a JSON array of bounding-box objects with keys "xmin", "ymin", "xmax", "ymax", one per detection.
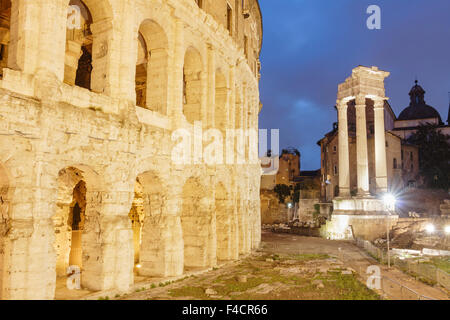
[
  {"xmin": 0, "ymin": 163, "xmax": 255, "ymax": 299},
  {"xmin": 0, "ymin": 0, "xmax": 256, "ymax": 129}
]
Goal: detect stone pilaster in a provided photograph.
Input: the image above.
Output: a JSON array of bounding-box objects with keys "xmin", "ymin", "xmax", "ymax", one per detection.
[
  {"xmin": 355, "ymin": 95, "xmax": 370, "ymax": 195},
  {"xmin": 206, "ymin": 44, "xmax": 215, "ymax": 128},
  {"xmin": 170, "ymin": 19, "xmax": 185, "ymax": 124},
  {"xmin": 8, "ymin": 0, "xmax": 40, "ymax": 73}
]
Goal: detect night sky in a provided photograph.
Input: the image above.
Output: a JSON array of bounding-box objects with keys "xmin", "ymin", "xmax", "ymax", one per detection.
[{"xmin": 258, "ymin": 0, "xmax": 450, "ymax": 170}]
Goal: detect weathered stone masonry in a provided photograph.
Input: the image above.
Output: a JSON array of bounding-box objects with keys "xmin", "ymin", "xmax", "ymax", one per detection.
[{"xmin": 0, "ymin": 0, "xmax": 262, "ymax": 299}]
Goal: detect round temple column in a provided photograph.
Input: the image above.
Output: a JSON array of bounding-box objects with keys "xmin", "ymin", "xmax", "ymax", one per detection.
[
  {"xmin": 337, "ymin": 100, "xmax": 350, "ymax": 197},
  {"xmin": 374, "ymin": 98, "xmax": 388, "ymax": 193},
  {"xmin": 355, "ymin": 95, "xmax": 370, "ymax": 196}
]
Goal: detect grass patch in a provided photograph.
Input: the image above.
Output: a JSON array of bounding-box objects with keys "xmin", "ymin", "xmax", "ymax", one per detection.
[
  {"xmin": 425, "ymin": 257, "xmax": 450, "ymax": 274},
  {"xmin": 319, "ymin": 271, "xmax": 381, "ymax": 300}
]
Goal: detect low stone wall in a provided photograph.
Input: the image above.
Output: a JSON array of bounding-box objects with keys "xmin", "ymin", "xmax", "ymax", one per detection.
[
  {"xmin": 298, "ymin": 199, "xmax": 319, "ymax": 222},
  {"xmin": 260, "ymin": 191, "xmax": 289, "ymax": 224},
  {"xmin": 320, "ymin": 214, "xmax": 399, "ymax": 241}
]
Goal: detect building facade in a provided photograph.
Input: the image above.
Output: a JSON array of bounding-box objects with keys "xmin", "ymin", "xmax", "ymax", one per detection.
[{"xmin": 0, "ymin": 0, "xmax": 263, "ymax": 300}]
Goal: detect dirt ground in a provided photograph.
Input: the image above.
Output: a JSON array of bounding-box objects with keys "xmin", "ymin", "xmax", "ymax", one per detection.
[
  {"xmin": 114, "ymin": 232, "xmax": 380, "ymax": 300},
  {"xmin": 67, "ymin": 231, "xmax": 448, "ymax": 300}
]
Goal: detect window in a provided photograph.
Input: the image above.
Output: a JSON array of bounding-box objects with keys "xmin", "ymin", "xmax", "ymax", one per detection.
[
  {"xmin": 410, "ymin": 152, "xmax": 413, "ymax": 161},
  {"xmin": 411, "ymin": 163, "xmax": 414, "ymax": 171},
  {"xmin": 393, "ymin": 158, "xmax": 397, "ymax": 169},
  {"xmin": 64, "ymin": 0, "xmax": 94, "ymax": 90},
  {"xmin": 227, "ymin": 4, "xmax": 233, "ymax": 35},
  {"xmin": 333, "ymin": 146, "xmax": 337, "ymax": 153},
  {"xmin": 334, "ymin": 165, "xmax": 338, "ymax": 176},
  {"xmin": 0, "ymin": 0, "xmax": 11, "ymax": 79}
]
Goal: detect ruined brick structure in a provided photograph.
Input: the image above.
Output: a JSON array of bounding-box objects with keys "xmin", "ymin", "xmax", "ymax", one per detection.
[{"xmin": 0, "ymin": 0, "xmax": 263, "ymax": 299}]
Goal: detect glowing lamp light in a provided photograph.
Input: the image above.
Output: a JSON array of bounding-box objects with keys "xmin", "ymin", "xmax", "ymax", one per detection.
[
  {"xmin": 383, "ymin": 193, "xmax": 396, "ymax": 210},
  {"xmin": 425, "ymin": 224, "xmax": 435, "ymax": 234},
  {"xmin": 136, "ymin": 264, "xmax": 142, "ymax": 269},
  {"xmin": 445, "ymin": 225, "xmax": 450, "ymax": 234},
  {"xmin": 287, "ymin": 202, "xmax": 293, "ymax": 209}
]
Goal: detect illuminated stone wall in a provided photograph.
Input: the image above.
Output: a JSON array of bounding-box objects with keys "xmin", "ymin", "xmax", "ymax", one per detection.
[{"xmin": 0, "ymin": 0, "xmax": 262, "ymax": 300}]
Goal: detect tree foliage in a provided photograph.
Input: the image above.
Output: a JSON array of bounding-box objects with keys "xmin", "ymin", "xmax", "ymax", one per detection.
[
  {"xmin": 273, "ymin": 184, "xmax": 291, "ymax": 203},
  {"xmin": 407, "ymin": 123, "xmax": 450, "ymax": 189}
]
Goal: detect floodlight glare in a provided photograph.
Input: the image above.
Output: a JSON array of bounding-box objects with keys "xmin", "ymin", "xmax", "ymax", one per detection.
[
  {"xmin": 383, "ymin": 193, "xmax": 396, "ymax": 210},
  {"xmin": 425, "ymin": 224, "xmax": 435, "ymax": 234}
]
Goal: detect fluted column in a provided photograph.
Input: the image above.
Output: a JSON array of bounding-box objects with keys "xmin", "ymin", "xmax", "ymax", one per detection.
[
  {"xmin": 337, "ymin": 99, "xmax": 350, "ymax": 197},
  {"xmin": 355, "ymin": 95, "xmax": 370, "ymax": 195},
  {"xmin": 374, "ymin": 98, "xmax": 388, "ymax": 193}
]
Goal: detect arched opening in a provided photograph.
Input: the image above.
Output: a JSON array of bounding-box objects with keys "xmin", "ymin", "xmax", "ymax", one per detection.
[
  {"xmin": 215, "ymin": 183, "xmax": 234, "ymax": 261},
  {"xmin": 136, "ymin": 20, "xmax": 169, "ymax": 114},
  {"xmin": 0, "ymin": 0, "xmax": 11, "ymax": 79},
  {"xmin": 214, "ymin": 71, "xmax": 228, "ymax": 131},
  {"xmin": 181, "ymin": 178, "xmax": 215, "ymax": 270},
  {"xmin": 0, "ymin": 163, "xmax": 10, "ymax": 299},
  {"xmin": 64, "ymin": 0, "xmax": 93, "ymax": 89},
  {"xmin": 135, "ymin": 33, "xmax": 148, "ymax": 108},
  {"xmin": 183, "ymin": 47, "xmax": 203, "ymax": 124},
  {"xmin": 128, "ymin": 178, "xmax": 144, "ymax": 269},
  {"xmin": 53, "ymin": 167, "xmax": 94, "ymax": 298}
]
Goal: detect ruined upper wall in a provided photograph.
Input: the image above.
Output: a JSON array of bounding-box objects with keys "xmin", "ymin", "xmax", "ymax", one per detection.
[{"xmin": 190, "ymin": 0, "xmax": 263, "ymax": 78}]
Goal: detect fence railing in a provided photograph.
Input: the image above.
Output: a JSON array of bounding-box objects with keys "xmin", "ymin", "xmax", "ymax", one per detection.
[{"xmin": 355, "ymin": 238, "xmax": 450, "ymax": 292}]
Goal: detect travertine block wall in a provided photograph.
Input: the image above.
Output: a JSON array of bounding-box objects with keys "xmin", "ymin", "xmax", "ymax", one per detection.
[{"xmin": 0, "ymin": 0, "xmax": 262, "ymax": 300}]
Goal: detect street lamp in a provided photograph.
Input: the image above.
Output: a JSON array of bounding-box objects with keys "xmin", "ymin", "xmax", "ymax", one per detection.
[{"xmin": 383, "ymin": 193, "xmax": 397, "ymax": 269}]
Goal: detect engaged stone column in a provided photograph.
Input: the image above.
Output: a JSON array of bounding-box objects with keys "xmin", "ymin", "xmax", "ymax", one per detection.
[
  {"xmin": 169, "ymin": 19, "xmax": 185, "ymax": 123},
  {"xmin": 337, "ymin": 100, "xmax": 350, "ymax": 197},
  {"xmin": 355, "ymin": 95, "xmax": 370, "ymax": 195},
  {"xmin": 374, "ymin": 98, "xmax": 388, "ymax": 193}
]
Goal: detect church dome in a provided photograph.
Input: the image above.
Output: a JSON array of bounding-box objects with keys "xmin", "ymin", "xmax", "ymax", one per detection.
[{"xmin": 397, "ymin": 81, "xmax": 442, "ymax": 123}]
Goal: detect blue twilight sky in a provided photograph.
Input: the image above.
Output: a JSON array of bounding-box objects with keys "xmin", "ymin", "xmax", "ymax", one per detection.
[{"xmin": 258, "ymin": 0, "xmax": 450, "ymax": 170}]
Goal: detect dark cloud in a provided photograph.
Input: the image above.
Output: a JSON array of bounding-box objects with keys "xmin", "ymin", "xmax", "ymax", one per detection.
[{"xmin": 258, "ymin": 0, "xmax": 450, "ymax": 170}]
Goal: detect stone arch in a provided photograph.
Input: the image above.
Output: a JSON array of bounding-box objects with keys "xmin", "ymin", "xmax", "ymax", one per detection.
[
  {"xmin": 181, "ymin": 177, "xmax": 216, "ymax": 269},
  {"xmin": 214, "ymin": 69, "xmax": 228, "ymax": 131},
  {"xmin": 53, "ymin": 165, "xmax": 102, "ymax": 297},
  {"xmin": 64, "ymin": 0, "xmax": 113, "ymax": 92},
  {"xmin": 135, "ymin": 20, "xmax": 169, "ymax": 114},
  {"xmin": 183, "ymin": 47, "xmax": 203, "ymax": 124},
  {"xmin": 0, "ymin": 162, "xmax": 12, "ymax": 299}
]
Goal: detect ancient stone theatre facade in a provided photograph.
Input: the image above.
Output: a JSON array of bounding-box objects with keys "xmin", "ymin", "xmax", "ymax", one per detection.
[{"xmin": 0, "ymin": 0, "xmax": 263, "ymax": 299}]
